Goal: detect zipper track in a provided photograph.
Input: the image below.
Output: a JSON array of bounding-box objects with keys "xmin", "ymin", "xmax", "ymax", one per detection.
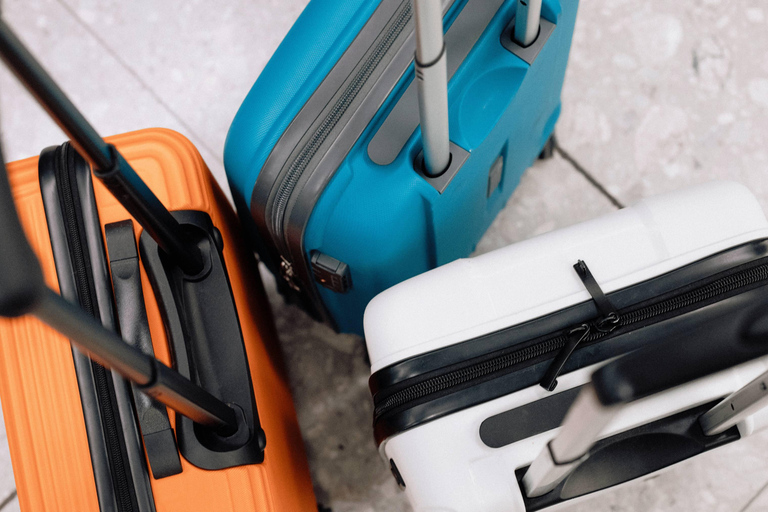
[
  {"xmin": 270, "ymin": 1, "xmax": 413, "ymax": 252},
  {"xmin": 57, "ymin": 144, "xmax": 135, "ymax": 512},
  {"xmin": 374, "ymin": 261, "xmax": 768, "ymax": 419}
]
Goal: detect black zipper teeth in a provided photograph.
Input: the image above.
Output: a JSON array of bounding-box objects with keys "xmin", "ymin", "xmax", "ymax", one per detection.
[
  {"xmin": 270, "ymin": 1, "xmax": 413, "ymax": 252},
  {"xmin": 621, "ymin": 264, "xmax": 768, "ymax": 322},
  {"xmin": 374, "ymin": 261, "xmax": 768, "ymax": 419},
  {"xmin": 57, "ymin": 145, "xmax": 135, "ymax": 512}
]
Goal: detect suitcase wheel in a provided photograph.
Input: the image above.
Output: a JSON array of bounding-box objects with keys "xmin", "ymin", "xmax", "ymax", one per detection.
[{"xmin": 538, "ymin": 134, "xmax": 557, "ymax": 160}]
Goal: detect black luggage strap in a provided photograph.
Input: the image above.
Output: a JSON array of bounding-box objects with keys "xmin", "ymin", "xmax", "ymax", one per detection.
[
  {"xmin": 106, "ymin": 220, "xmax": 182, "ymax": 479},
  {"xmin": 540, "ymin": 260, "xmax": 619, "ymax": 391}
]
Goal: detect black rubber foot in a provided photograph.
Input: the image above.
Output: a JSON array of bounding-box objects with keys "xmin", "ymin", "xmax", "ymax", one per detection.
[{"xmin": 538, "ymin": 134, "xmax": 557, "ymax": 160}]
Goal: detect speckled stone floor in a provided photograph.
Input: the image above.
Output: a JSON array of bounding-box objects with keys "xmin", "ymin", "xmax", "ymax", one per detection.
[{"xmin": 1, "ymin": 0, "xmax": 767, "ymax": 511}]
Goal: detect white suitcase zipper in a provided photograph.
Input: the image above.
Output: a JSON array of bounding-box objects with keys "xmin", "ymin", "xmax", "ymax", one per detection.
[{"xmin": 373, "ymin": 257, "xmax": 768, "ymax": 423}]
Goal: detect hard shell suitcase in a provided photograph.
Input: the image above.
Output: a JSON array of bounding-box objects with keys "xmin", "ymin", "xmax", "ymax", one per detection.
[
  {"xmin": 364, "ymin": 181, "xmax": 768, "ymax": 511},
  {"xmin": 0, "ymin": 22, "xmax": 316, "ymax": 512},
  {"xmin": 224, "ymin": 0, "xmax": 579, "ymax": 335}
]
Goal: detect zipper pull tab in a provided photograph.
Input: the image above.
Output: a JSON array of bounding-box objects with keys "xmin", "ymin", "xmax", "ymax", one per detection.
[
  {"xmin": 539, "ymin": 259, "xmax": 623, "ymax": 391},
  {"xmin": 540, "ymin": 323, "xmax": 591, "ymax": 392}
]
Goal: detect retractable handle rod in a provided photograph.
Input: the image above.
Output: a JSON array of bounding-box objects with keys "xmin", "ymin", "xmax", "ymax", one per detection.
[
  {"xmin": 0, "ymin": 144, "xmax": 237, "ymax": 433},
  {"xmin": 413, "ymin": 0, "xmax": 451, "ymax": 177},
  {"xmin": 0, "ymin": 19, "xmax": 204, "ymax": 276},
  {"xmin": 699, "ymin": 368, "xmax": 768, "ymax": 436},
  {"xmin": 514, "ymin": 0, "xmax": 542, "ymax": 47}
]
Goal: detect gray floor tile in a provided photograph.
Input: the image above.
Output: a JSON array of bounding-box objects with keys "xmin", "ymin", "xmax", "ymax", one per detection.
[
  {"xmin": 743, "ymin": 480, "xmax": 768, "ymax": 512},
  {"xmin": 474, "ymin": 152, "xmax": 618, "ymax": 255},
  {"xmin": 557, "ymin": 0, "xmax": 768, "ymax": 210},
  {"xmin": 0, "ymin": 390, "xmax": 12, "ymax": 510},
  {"xmin": 260, "ymin": 267, "xmax": 409, "ymax": 511},
  {"xmin": 1, "ymin": 0, "xmax": 226, "ymax": 193},
  {"xmin": 0, "ymin": 439, "xmax": 14, "ymax": 510},
  {"xmin": 56, "ymin": 0, "xmax": 310, "ymax": 178},
  {"xmin": 0, "ymin": 494, "xmax": 19, "ymax": 512}
]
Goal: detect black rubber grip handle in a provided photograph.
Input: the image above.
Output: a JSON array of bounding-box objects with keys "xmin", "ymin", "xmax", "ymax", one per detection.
[
  {"xmin": 592, "ymin": 289, "xmax": 768, "ymax": 406},
  {"xmin": 0, "ymin": 146, "xmax": 46, "ymax": 317}
]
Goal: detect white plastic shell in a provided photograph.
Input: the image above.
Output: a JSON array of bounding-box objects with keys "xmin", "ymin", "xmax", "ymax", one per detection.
[{"xmin": 364, "ymin": 182, "xmax": 768, "ymax": 512}]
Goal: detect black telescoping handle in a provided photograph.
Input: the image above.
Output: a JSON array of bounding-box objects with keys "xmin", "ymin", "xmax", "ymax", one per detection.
[
  {"xmin": 0, "ymin": 19, "xmax": 204, "ymax": 276},
  {"xmin": 0, "ymin": 149, "xmax": 237, "ymax": 432},
  {"xmin": 36, "ymin": 289, "xmax": 238, "ymax": 432},
  {"xmin": 0, "ymin": 144, "xmax": 47, "ymax": 319}
]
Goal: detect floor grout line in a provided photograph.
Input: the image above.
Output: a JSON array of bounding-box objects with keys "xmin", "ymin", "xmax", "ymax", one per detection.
[
  {"xmin": 0, "ymin": 489, "xmax": 16, "ymax": 511},
  {"xmin": 54, "ymin": 0, "xmax": 224, "ymax": 167},
  {"xmin": 739, "ymin": 479, "xmax": 768, "ymax": 512},
  {"xmin": 554, "ymin": 141, "xmax": 625, "ymax": 209}
]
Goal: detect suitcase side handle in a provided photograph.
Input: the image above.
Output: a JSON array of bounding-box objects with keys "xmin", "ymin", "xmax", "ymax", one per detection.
[
  {"xmin": 523, "ymin": 302, "xmax": 768, "ymax": 498},
  {"xmin": 0, "ymin": 147, "xmax": 239, "ymax": 435},
  {"xmin": 0, "ymin": 19, "xmax": 205, "ymax": 276}
]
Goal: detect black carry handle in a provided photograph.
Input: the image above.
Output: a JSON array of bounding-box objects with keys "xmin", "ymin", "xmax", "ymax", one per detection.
[
  {"xmin": 592, "ymin": 304, "xmax": 768, "ymax": 407},
  {"xmin": 0, "ymin": 148, "xmax": 237, "ymax": 433},
  {"xmin": 0, "ymin": 19, "xmax": 204, "ymax": 276}
]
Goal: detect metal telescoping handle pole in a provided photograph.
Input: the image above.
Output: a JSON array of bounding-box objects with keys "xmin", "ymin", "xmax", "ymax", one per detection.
[
  {"xmin": 413, "ymin": 0, "xmax": 450, "ymax": 177},
  {"xmin": 514, "ymin": 0, "xmax": 542, "ymax": 47},
  {"xmin": 523, "ymin": 384, "xmax": 617, "ymax": 498},
  {"xmin": 0, "ymin": 19, "xmax": 204, "ymax": 276},
  {"xmin": 700, "ymin": 369, "xmax": 768, "ymax": 436},
  {"xmin": 0, "ymin": 136, "xmax": 237, "ymax": 434}
]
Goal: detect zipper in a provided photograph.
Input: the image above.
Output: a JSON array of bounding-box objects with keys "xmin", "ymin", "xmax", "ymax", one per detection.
[
  {"xmin": 273, "ymin": 0, "xmax": 414, "ymax": 285},
  {"xmin": 539, "ymin": 312, "xmax": 620, "ymax": 391},
  {"xmin": 56, "ymin": 144, "xmax": 136, "ymax": 512},
  {"xmin": 373, "ymin": 260, "xmax": 768, "ymax": 420}
]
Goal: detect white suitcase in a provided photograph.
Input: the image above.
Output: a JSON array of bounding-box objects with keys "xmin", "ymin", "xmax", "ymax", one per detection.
[{"xmin": 364, "ymin": 181, "xmax": 768, "ymax": 512}]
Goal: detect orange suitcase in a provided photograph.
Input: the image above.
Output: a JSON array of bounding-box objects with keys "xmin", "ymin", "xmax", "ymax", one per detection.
[{"xmin": 0, "ymin": 20, "xmax": 316, "ymax": 512}]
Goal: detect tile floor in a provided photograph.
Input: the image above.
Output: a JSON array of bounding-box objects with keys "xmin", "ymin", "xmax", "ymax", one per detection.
[{"xmin": 0, "ymin": 0, "xmax": 767, "ymax": 510}]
